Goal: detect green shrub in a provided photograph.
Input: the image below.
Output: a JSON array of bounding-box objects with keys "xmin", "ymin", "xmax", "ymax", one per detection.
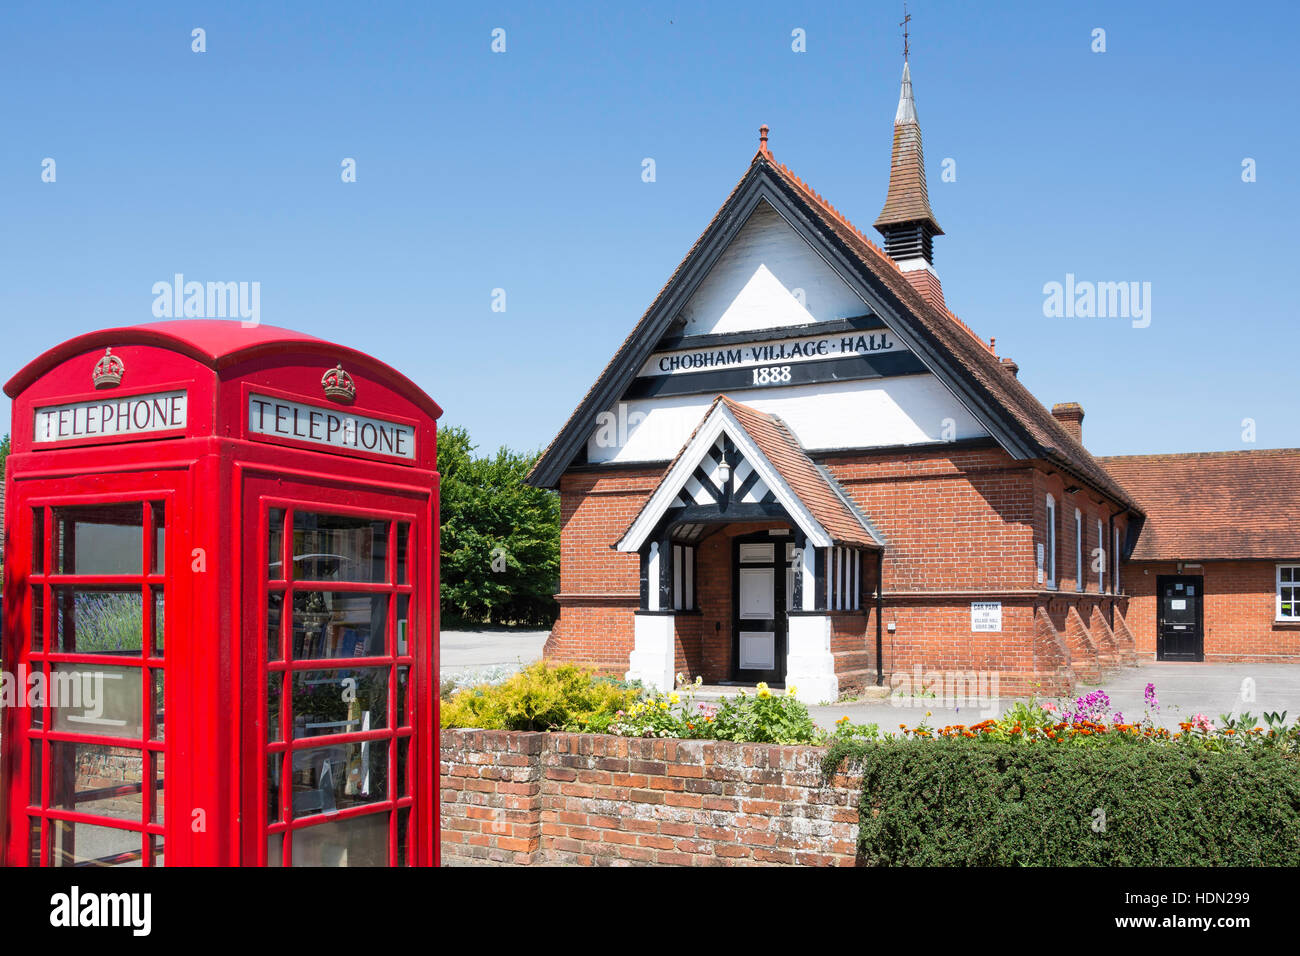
[
  {"xmin": 825, "ymin": 737, "xmax": 1300, "ymax": 866},
  {"xmin": 440, "ymin": 662, "xmax": 638, "ymax": 732}
]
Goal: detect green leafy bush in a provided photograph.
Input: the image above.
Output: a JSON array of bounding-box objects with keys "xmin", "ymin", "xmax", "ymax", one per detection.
[
  {"xmin": 608, "ymin": 679, "xmax": 825, "ymax": 744},
  {"xmin": 825, "ymin": 736, "xmax": 1300, "ymax": 866},
  {"xmin": 440, "ymin": 662, "xmax": 638, "ymax": 733}
]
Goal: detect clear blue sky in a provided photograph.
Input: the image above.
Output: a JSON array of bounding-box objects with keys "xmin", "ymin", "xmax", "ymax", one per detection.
[{"xmin": 3, "ymin": 1, "xmax": 1297, "ymax": 458}]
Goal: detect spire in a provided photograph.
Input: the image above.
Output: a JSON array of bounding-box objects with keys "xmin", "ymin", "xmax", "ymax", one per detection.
[{"xmin": 874, "ymin": 57, "xmax": 945, "ymax": 309}]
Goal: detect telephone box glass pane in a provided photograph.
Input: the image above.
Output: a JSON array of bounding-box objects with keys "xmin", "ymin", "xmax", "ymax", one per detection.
[
  {"xmin": 151, "ymin": 669, "xmax": 164, "ymax": 741},
  {"xmin": 290, "ymin": 739, "xmax": 389, "ymax": 819},
  {"xmin": 28, "ymin": 818, "xmax": 41, "ymax": 867},
  {"xmin": 51, "ymin": 742, "xmax": 143, "ymax": 821},
  {"xmin": 291, "ymin": 812, "xmax": 389, "ymax": 867},
  {"xmin": 152, "ymin": 587, "xmax": 165, "ymax": 655},
  {"xmin": 396, "ymin": 666, "xmax": 410, "ymax": 728},
  {"xmin": 49, "ymin": 820, "xmax": 141, "ymax": 867},
  {"xmin": 267, "ymin": 592, "xmax": 284, "ymax": 662},
  {"xmin": 56, "ymin": 588, "xmax": 144, "ymax": 655},
  {"xmin": 268, "ymin": 754, "xmax": 283, "ymax": 822},
  {"xmin": 291, "ymin": 512, "xmax": 388, "ymax": 583},
  {"xmin": 397, "ymin": 737, "xmax": 409, "ymax": 796},
  {"xmin": 267, "ymin": 674, "xmax": 283, "ymax": 742},
  {"xmin": 31, "ymin": 586, "xmax": 44, "ymax": 651},
  {"xmin": 290, "ymin": 668, "xmax": 390, "ymax": 739},
  {"xmin": 397, "ymin": 523, "xmax": 410, "ymax": 584},
  {"xmin": 396, "ymin": 594, "xmax": 410, "ymax": 656},
  {"xmin": 268, "ymin": 508, "xmax": 286, "ymax": 580},
  {"xmin": 152, "ymin": 752, "xmax": 164, "ymax": 824},
  {"xmin": 30, "ymin": 740, "xmax": 42, "ymax": 806},
  {"xmin": 51, "ymin": 663, "xmax": 144, "ymax": 738},
  {"xmin": 291, "ymin": 591, "xmax": 389, "ymax": 659},
  {"xmin": 397, "ymin": 807, "xmax": 411, "ymax": 866},
  {"xmin": 151, "ymin": 838, "xmax": 164, "ymax": 867},
  {"xmin": 150, "ymin": 502, "xmax": 165, "ymax": 574},
  {"xmin": 32, "ymin": 508, "xmax": 45, "ymax": 574},
  {"xmin": 267, "ymin": 833, "xmax": 284, "ymax": 866},
  {"xmin": 56, "ymin": 504, "xmax": 143, "ymax": 575}
]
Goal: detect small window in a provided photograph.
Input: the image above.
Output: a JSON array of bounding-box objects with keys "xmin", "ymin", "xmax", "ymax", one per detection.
[
  {"xmin": 1097, "ymin": 518, "xmax": 1106, "ymax": 593},
  {"xmin": 1074, "ymin": 509, "xmax": 1083, "ymax": 592},
  {"xmin": 672, "ymin": 544, "xmax": 696, "ymax": 611},
  {"xmin": 1277, "ymin": 565, "xmax": 1300, "ymax": 622},
  {"xmin": 1045, "ymin": 496, "xmax": 1057, "ymax": 589}
]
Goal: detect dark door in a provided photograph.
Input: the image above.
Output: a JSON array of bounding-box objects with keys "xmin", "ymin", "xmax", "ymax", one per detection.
[
  {"xmin": 731, "ymin": 534, "xmax": 787, "ymax": 684},
  {"xmin": 1156, "ymin": 575, "xmax": 1203, "ymax": 661}
]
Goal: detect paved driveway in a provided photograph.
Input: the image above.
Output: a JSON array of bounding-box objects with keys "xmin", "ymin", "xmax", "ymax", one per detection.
[
  {"xmin": 809, "ymin": 662, "xmax": 1300, "ymax": 733},
  {"xmin": 439, "ymin": 628, "xmax": 548, "ymax": 677}
]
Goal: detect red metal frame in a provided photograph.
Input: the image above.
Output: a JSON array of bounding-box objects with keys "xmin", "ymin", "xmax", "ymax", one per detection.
[{"xmin": 2, "ymin": 321, "xmax": 441, "ymax": 867}]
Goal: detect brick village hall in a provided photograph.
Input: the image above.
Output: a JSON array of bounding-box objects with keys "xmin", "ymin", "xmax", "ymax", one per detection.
[{"xmin": 525, "ymin": 62, "xmax": 1300, "ymax": 703}]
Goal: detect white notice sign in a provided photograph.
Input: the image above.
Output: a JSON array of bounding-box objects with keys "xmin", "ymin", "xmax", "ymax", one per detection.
[
  {"xmin": 34, "ymin": 390, "xmax": 187, "ymax": 444},
  {"xmin": 971, "ymin": 602, "xmax": 1002, "ymax": 633},
  {"xmin": 247, "ymin": 393, "xmax": 416, "ymax": 460}
]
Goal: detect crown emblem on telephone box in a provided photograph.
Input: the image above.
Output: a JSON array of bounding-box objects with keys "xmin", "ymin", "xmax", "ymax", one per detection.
[
  {"xmin": 321, "ymin": 364, "xmax": 356, "ymax": 404},
  {"xmin": 92, "ymin": 348, "xmax": 125, "ymax": 389}
]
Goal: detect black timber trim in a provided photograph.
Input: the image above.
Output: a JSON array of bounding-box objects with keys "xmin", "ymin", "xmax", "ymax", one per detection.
[
  {"xmin": 528, "ymin": 159, "xmax": 1042, "ymax": 489},
  {"xmin": 624, "ymin": 351, "xmax": 927, "ymax": 401},
  {"xmin": 654, "ymin": 314, "xmax": 888, "ymax": 351}
]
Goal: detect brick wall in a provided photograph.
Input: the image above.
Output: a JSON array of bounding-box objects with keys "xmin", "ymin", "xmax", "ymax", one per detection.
[
  {"xmin": 546, "ymin": 444, "xmax": 1136, "ymax": 695},
  {"xmin": 440, "ymin": 729, "xmax": 861, "ymax": 867},
  {"xmin": 1124, "ymin": 560, "xmax": 1300, "ymax": 661}
]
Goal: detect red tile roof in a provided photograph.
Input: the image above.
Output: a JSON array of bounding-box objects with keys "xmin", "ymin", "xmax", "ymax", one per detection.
[{"xmin": 1097, "ymin": 449, "xmax": 1300, "ymax": 561}]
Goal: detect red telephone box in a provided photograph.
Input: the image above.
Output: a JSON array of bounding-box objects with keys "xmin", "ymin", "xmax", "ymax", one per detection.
[{"xmin": 1, "ymin": 320, "xmax": 441, "ymax": 866}]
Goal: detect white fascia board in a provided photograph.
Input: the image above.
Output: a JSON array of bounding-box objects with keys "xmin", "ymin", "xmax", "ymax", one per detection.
[{"xmin": 615, "ymin": 404, "xmax": 831, "ymax": 552}]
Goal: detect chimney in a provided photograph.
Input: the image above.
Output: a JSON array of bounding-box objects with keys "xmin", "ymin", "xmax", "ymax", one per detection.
[
  {"xmin": 874, "ymin": 62, "xmax": 945, "ymax": 311},
  {"xmin": 999, "ymin": 356, "xmax": 1019, "ymax": 377},
  {"xmin": 1051, "ymin": 402, "xmax": 1084, "ymax": 444}
]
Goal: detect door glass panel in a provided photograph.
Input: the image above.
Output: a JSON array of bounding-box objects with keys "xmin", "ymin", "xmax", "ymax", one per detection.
[
  {"xmin": 150, "ymin": 502, "xmax": 165, "ymax": 574},
  {"xmin": 152, "ymin": 752, "xmax": 164, "ymax": 823},
  {"xmin": 396, "ymin": 594, "xmax": 410, "ymax": 656},
  {"xmin": 151, "ymin": 587, "xmax": 165, "ymax": 654},
  {"xmin": 291, "ymin": 591, "xmax": 388, "ymax": 659},
  {"xmin": 33, "ymin": 508, "xmax": 46, "ymax": 574},
  {"xmin": 267, "ymin": 592, "xmax": 284, "ymax": 662},
  {"xmin": 291, "ymin": 812, "xmax": 389, "ymax": 867},
  {"xmin": 397, "ymin": 807, "xmax": 410, "ymax": 866},
  {"xmin": 267, "ymin": 674, "xmax": 284, "ymax": 742},
  {"xmin": 28, "ymin": 818, "xmax": 42, "ymax": 867},
  {"xmin": 290, "ymin": 739, "xmax": 389, "ymax": 818},
  {"xmin": 290, "ymin": 667, "xmax": 390, "ymax": 738},
  {"xmin": 397, "ymin": 737, "xmax": 409, "ymax": 796},
  {"xmin": 397, "ymin": 523, "xmax": 410, "ymax": 584},
  {"xmin": 292, "ymin": 512, "xmax": 388, "ymax": 583},
  {"xmin": 51, "ymin": 742, "xmax": 143, "ymax": 821},
  {"xmin": 49, "ymin": 820, "xmax": 142, "ymax": 867},
  {"xmin": 51, "ymin": 663, "xmax": 144, "ymax": 737},
  {"xmin": 30, "ymin": 740, "xmax": 43, "ymax": 806},
  {"xmin": 31, "ymin": 586, "xmax": 44, "ymax": 651},
  {"xmin": 396, "ymin": 666, "xmax": 409, "ymax": 727},
  {"xmin": 268, "ymin": 508, "xmax": 286, "ymax": 580},
  {"xmin": 267, "ymin": 833, "xmax": 284, "ymax": 866},
  {"xmin": 268, "ymin": 754, "xmax": 283, "ymax": 822},
  {"xmin": 56, "ymin": 504, "xmax": 143, "ymax": 575},
  {"xmin": 151, "ymin": 669, "xmax": 165, "ymax": 741},
  {"xmin": 55, "ymin": 588, "xmax": 144, "ymax": 655}
]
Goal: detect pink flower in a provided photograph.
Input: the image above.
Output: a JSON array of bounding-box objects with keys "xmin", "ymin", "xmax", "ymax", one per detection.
[{"xmin": 1042, "ymin": 701, "xmax": 1058, "ymax": 714}]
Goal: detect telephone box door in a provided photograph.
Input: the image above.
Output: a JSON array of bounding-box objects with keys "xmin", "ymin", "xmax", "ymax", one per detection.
[
  {"xmin": 3, "ymin": 470, "xmax": 186, "ymax": 867},
  {"xmin": 240, "ymin": 473, "xmax": 433, "ymax": 866}
]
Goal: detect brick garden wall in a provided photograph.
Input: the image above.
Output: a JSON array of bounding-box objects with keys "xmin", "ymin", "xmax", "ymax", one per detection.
[{"xmin": 439, "ymin": 728, "xmax": 861, "ymax": 866}]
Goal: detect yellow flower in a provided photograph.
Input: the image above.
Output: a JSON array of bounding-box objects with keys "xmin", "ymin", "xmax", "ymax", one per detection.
[
  {"xmin": 658, "ymin": 701, "xmax": 668, "ymax": 711},
  {"xmin": 787, "ymin": 686, "xmax": 797, "ymax": 697},
  {"xmin": 669, "ymin": 693, "xmax": 680, "ymax": 705}
]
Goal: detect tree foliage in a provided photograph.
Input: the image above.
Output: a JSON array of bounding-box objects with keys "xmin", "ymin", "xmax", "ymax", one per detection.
[{"xmin": 437, "ymin": 425, "xmax": 559, "ymax": 626}]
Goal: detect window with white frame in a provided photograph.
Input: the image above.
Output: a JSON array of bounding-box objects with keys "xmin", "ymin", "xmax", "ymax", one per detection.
[
  {"xmin": 1074, "ymin": 509, "xmax": 1083, "ymax": 591},
  {"xmin": 1277, "ymin": 565, "xmax": 1300, "ymax": 622},
  {"xmin": 1045, "ymin": 495, "xmax": 1057, "ymax": 589},
  {"xmin": 1096, "ymin": 517, "xmax": 1106, "ymax": 593}
]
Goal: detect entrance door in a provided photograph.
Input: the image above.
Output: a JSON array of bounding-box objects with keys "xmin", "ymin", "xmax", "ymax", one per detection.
[
  {"xmin": 1157, "ymin": 575, "xmax": 1203, "ymax": 661},
  {"xmin": 241, "ymin": 474, "xmax": 431, "ymax": 866},
  {"xmin": 4, "ymin": 473, "xmax": 179, "ymax": 867},
  {"xmin": 731, "ymin": 534, "xmax": 787, "ymax": 684}
]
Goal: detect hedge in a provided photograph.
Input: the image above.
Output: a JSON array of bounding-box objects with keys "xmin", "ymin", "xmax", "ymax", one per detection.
[{"xmin": 826, "ymin": 738, "xmax": 1300, "ymax": 866}]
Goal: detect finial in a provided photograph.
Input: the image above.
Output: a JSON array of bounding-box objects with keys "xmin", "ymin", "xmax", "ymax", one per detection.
[
  {"xmin": 759, "ymin": 124, "xmax": 769, "ymax": 153},
  {"xmin": 900, "ymin": 2, "xmax": 911, "ymax": 62}
]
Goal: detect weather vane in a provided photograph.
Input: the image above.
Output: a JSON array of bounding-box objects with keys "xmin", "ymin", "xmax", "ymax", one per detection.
[{"xmin": 900, "ymin": 2, "xmax": 911, "ymax": 62}]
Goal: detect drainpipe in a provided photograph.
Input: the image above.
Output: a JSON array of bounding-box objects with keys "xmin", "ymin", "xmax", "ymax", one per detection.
[
  {"xmin": 1106, "ymin": 506, "xmax": 1125, "ymax": 629},
  {"xmin": 875, "ymin": 552, "xmax": 885, "ymax": 686}
]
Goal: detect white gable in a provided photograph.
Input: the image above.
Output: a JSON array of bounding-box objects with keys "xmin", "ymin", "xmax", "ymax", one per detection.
[{"xmin": 678, "ymin": 202, "xmax": 866, "ymax": 335}]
